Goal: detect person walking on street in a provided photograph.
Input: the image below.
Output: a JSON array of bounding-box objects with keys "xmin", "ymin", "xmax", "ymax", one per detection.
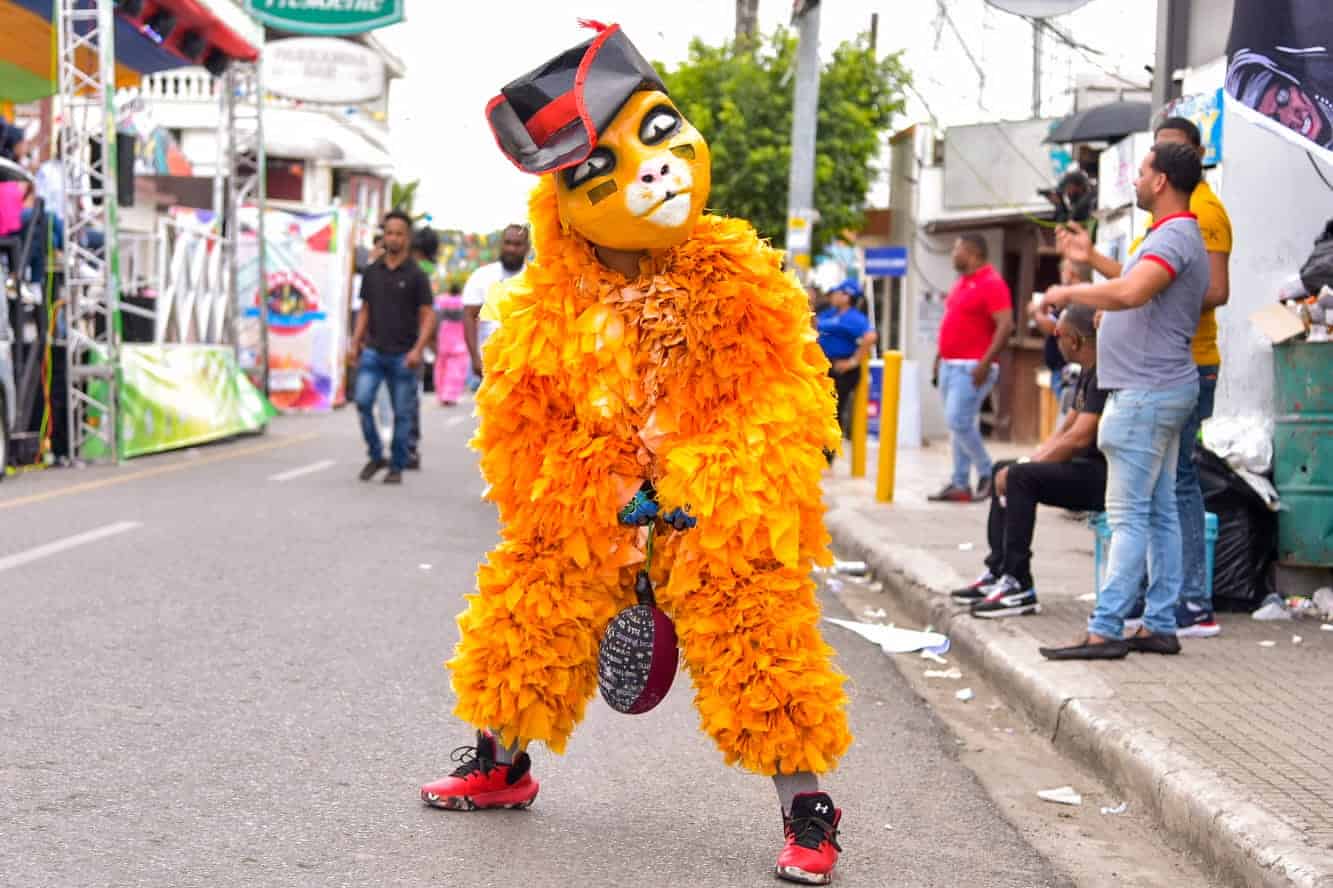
[
  {"xmin": 816, "ymin": 279, "xmax": 876, "ymax": 442},
  {"xmin": 434, "ymin": 282, "xmax": 469, "ymax": 405},
  {"xmin": 1058, "ymin": 117, "xmax": 1232, "ymax": 638},
  {"xmin": 1039, "ymin": 142, "xmax": 1208, "ymax": 660},
  {"xmin": 462, "ymin": 224, "xmax": 529, "ymax": 380},
  {"xmin": 350, "ymin": 211, "xmax": 435, "ymax": 485},
  {"xmin": 930, "ymin": 234, "xmax": 1014, "ymax": 503}
]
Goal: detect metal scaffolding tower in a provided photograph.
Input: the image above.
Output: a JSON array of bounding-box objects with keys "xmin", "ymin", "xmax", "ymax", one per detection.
[
  {"xmin": 219, "ymin": 60, "xmax": 268, "ymax": 392},
  {"xmin": 57, "ymin": 0, "xmax": 121, "ymax": 462}
]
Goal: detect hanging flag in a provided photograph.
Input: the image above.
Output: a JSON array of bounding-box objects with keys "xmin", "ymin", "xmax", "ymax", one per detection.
[{"xmin": 1225, "ymin": 0, "xmax": 1333, "ymax": 160}]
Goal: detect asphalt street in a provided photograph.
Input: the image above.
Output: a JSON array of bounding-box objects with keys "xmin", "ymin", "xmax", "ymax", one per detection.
[{"xmin": 0, "ymin": 403, "xmax": 1069, "ymax": 888}]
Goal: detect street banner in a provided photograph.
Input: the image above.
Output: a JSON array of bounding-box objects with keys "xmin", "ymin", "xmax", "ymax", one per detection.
[
  {"xmin": 84, "ymin": 345, "xmax": 272, "ymax": 460},
  {"xmin": 238, "ymin": 208, "xmax": 352, "ymax": 413},
  {"xmin": 245, "ymin": 0, "xmax": 404, "ymax": 35},
  {"xmin": 1226, "ymin": 0, "xmax": 1333, "ymax": 161}
]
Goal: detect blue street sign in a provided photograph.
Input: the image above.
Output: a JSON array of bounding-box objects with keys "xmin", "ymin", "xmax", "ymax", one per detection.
[{"xmin": 864, "ymin": 246, "xmax": 908, "ymax": 277}]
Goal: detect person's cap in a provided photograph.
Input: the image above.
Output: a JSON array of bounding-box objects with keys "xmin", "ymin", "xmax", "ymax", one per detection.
[
  {"xmin": 486, "ymin": 21, "xmax": 667, "ymax": 175},
  {"xmin": 830, "ymin": 279, "xmax": 864, "ymax": 300}
]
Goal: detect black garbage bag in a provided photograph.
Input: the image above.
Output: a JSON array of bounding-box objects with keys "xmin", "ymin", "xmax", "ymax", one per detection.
[
  {"xmin": 1197, "ymin": 447, "xmax": 1277, "ymax": 612},
  {"xmin": 1300, "ymin": 217, "xmax": 1333, "ymax": 295}
]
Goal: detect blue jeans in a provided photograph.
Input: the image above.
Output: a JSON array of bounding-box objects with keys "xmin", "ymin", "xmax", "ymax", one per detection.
[
  {"xmin": 1177, "ymin": 365, "xmax": 1218, "ymax": 606},
  {"xmin": 354, "ymin": 348, "xmax": 416, "ymax": 471},
  {"xmin": 1089, "ymin": 382, "xmax": 1199, "ymax": 639},
  {"xmin": 940, "ymin": 361, "xmax": 1000, "ymax": 489}
]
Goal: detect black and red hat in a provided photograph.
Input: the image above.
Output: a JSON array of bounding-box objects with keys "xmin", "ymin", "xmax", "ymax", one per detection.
[{"xmin": 486, "ymin": 21, "xmax": 668, "ymax": 175}]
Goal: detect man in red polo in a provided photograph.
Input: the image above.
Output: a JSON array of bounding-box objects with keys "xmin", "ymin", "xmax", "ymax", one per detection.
[{"xmin": 931, "ymin": 233, "xmax": 1014, "ymax": 503}]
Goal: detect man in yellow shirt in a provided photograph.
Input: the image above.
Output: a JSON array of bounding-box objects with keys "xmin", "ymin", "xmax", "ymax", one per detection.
[{"xmin": 1058, "ymin": 117, "xmax": 1232, "ymax": 638}]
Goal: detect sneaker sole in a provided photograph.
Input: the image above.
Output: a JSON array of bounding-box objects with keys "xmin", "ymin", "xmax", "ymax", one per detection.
[
  {"xmin": 421, "ymin": 782, "xmax": 539, "ymax": 811},
  {"xmin": 972, "ymin": 603, "xmax": 1041, "ymax": 619},
  {"xmin": 951, "ymin": 593, "xmax": 985, "ymax": 604},
  {"xmin": 1176, "ymin": 624, "xmax": 1221, "ymax": 638},
  {"xmin": 776, "ymin": 864, "xmax": 833, "ymax": 885}
]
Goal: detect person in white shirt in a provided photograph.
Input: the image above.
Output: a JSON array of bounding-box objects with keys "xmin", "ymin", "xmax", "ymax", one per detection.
[{"xmin": 462, "ymin": 224, "xmax": 529, "ymax": 377}]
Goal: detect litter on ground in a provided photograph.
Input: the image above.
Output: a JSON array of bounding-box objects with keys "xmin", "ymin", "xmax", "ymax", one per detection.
[
  {"xmin": 825, "ymin": 618, "xmax": 951, "ymax": 656},
  {"xmin": 955, "ymin": 688, "xmax": 975, "ymax": 702},
  {"xmin": 1037, "ymin": 786, "xmax": 1083, "ymax": 806},
  {"xmin": 1100, "ymin": 802, "xmax": 1128, "ymax": 815}
]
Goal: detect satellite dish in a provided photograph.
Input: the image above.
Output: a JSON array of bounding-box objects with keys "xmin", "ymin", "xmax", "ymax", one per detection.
[{"xmin": 984, "ymin": 0, "xmax": 1094, "ymax": 16}]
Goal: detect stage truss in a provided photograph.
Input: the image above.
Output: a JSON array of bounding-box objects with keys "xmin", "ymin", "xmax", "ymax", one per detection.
[{"xmin": 55, "ymin": 0, "xmax": 266, "ymax": 463}]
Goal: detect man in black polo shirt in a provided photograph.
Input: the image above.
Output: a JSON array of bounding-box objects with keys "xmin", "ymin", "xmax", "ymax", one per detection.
[{"xmin": 350, "ymin": 211, "xmax": 435, "ymax": 484}]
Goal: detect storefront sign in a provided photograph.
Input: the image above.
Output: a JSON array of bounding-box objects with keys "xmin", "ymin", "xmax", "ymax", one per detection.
[
  {"xmin": 264, "ymin": 37, "xmax": 386, "ymax": 104},
  {"xmin": 245, "ymin": 0, "xmax": 404, "ymax": 36}
]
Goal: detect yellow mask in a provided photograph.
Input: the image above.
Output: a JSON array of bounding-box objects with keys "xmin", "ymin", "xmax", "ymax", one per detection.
[{"xmin": 554, "ymin": 91, "xmax": 712, "ymax": 252}]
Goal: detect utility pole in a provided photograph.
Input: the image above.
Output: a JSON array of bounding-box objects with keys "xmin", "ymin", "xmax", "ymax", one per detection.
[
  {"xmin": 1031, "ymin": 18, "xmax": 1043, "ymax": 117},
  {"xmin": 735, "ymin": 0, "xmax": 759, "ymax": 47},
  {"xmin": 785, "ymin": 0, "xmax": 821, "ymax": 273}
]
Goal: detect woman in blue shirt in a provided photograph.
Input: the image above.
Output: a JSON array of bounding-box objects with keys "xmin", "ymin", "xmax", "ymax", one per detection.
[{"xmin": 817, "ymin": 280, "xmax": 876, "ymax": 440}]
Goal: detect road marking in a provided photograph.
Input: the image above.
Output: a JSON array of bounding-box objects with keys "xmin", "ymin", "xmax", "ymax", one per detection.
[
  {"xmin": 0, "ymin": 432, "xmax": 320, "ymax": 512},
  {"xmin": 0, "ymin": 521, "xmax": 141, "ymax": 574},
  {"xmin": 268, "ymin": 459, "xmax": 336, "ymax": 482},
  {"xmin": 445, "ymin": 415, "xmax": 469, "ymax": 428}
]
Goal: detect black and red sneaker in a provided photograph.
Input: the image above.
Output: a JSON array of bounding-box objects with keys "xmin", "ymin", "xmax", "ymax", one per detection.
[
  {"xmin": 420, "ymin": 731, "xmax": 539, "ymax": 811},
  {"xmin": 776, "ymin": 792, "xmax": 842, "ymax": 885}
]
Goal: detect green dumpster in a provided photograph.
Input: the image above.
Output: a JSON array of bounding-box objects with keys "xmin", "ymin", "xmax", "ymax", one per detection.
[{"xmin": 1273, "ymin": 340, "xmax": 1333, "ymax": 565}]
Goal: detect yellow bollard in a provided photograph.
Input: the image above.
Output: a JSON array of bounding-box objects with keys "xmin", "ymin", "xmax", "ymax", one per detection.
[
  {"xmin": 850, "ymin": 354, "xmax": 870, "ymax": 478},
  {"xmin": 876, "ymin": 351, "xmax": 903, "ymax": 503}
]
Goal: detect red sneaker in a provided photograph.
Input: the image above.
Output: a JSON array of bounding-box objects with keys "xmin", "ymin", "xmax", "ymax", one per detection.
[
  {"xmin": 420, "ymin": 731, "xmax": 539, "ymax": 811},
  {"xmin": 776, "ymin": 792, "xmax": 842, "ymax": 885}
]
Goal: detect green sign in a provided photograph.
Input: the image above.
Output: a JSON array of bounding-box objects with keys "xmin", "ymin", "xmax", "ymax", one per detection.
[
  {"xmin": 245, "ymin": 0, "xmax": 404, "ymax": 36},
  {"xmin": 84, "ymin": 345, "xmax": 274, "ymax": 461}
]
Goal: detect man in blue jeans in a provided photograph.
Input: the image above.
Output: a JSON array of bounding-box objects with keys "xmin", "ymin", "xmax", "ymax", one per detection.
[
  {"xmin": 1038, "ymin": 142, "xmax": 1208, "ymax": 660},
  {"xmin": 350, "ymin": 211, "xmax": 435, "ymax": 485},
  {"xmin": 930, "ymin": 234, "xmax": 1014, "ymax": 503},
  {"xmin": 1059, "ymin": 118, "xmax": 1232, "ymax": 637}
]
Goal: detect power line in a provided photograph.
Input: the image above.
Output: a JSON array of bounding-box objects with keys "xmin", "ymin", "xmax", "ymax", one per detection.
[{"xmin": 1035, "ymin": 19, "xmax": 1150, "ymax": 91}]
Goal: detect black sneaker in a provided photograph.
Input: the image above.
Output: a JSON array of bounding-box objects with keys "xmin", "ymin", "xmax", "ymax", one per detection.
[
  {"xmin": 951, "ymin": 570, "xmax": 997, "ymax": 604},
  {"xmin": 359, "ymin": 458, "xmax": 388, "ymax": 481},
  {"xmin": 406, "ymin": 450, "xmax": 421, "ymax": 470},
  {"xmin": 971, "ymin": 575, "xmax": 1040, "ymax": 618},
  {"xmin": 383, "ymin": 469, "xmax": 403, "ymax": 485},
  {"xmin": 973, "ymin": 474, "xmax": 994, "ymax": 501}
]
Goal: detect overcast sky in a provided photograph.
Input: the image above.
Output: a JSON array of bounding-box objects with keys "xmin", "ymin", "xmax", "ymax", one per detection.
[{"xmin": 379, "ymin": 0, "xmax": 1157, "ymax": 232}]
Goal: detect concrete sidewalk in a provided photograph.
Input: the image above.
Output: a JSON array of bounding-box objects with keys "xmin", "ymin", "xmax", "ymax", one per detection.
[{"xmin": 824, "ymin": 441, "xmax": 1333, "ymax": 888}]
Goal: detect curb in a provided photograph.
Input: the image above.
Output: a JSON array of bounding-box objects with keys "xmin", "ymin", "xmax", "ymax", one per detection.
[{"xmin": 826, "ymin": 505, "xmax": 1333, "ymax": 888}]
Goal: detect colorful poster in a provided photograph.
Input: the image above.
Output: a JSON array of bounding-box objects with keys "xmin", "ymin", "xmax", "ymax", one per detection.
[
  {"xmin": 83, "ymin": 345, "xmax": 273, "ymax": 460},
  {"xmin": 237, "ymin": 207, "xmax": 351, "ymax": 412},
  {"xmin": 1226, "ymin": 0, "xmax": 1333, "ymax": 161},
  {"xmin": 1163, "ymin": 89, "xmax": 1225, "ymax": 167}
]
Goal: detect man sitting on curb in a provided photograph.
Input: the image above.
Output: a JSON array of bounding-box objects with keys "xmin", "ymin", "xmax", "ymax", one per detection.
[{"xmin": 952, "ymin": 305, "xmax": 1107, "ymax": 618}]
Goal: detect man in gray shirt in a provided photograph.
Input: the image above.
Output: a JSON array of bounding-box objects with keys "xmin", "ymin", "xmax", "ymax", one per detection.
[{"xmin": 1037, "ymin": 142, "xmax": 1207, "ymax": 660}]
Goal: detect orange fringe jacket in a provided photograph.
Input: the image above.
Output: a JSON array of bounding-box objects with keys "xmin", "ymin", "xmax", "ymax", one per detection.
[{"xmin": 448, "ymin": 178, "xmax": 852, "ymax": 776}]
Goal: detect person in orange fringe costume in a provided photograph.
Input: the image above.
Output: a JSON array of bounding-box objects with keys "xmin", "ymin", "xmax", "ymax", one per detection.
[{"xmin": 419, "ymin": 22, "xmax": 853, "ymax": 885}]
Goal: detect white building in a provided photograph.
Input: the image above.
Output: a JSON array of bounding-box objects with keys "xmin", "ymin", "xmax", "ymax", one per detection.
[{"xmin": 125, "ymin": 2, "xmax": 402, "ymax": 220}]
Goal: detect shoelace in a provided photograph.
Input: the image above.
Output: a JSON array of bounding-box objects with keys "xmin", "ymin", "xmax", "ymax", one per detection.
[
  {"xmin": 447, "ymin": 743, "xmax": 495, "ymax": 779},
  {"xmin": 789, "ymin": 815, "xmax": 841, "ymax": 853}
]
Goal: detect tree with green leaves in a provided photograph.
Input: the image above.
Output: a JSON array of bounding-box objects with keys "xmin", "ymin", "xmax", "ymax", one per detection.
[{"xmin": 661, "ymin": 29, "xmax": 909, "ymax": 253}]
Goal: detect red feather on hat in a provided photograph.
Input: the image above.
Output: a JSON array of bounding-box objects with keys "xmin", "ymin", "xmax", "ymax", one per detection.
[{"xmin": 577, "ymin": 18, "xmax": 610, "ymax": 32}]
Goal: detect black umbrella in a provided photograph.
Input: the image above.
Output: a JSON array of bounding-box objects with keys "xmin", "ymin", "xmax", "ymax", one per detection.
[{"xmin": 1044, "ymin": 101, "xmax": 1152, "ymax": 144}]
